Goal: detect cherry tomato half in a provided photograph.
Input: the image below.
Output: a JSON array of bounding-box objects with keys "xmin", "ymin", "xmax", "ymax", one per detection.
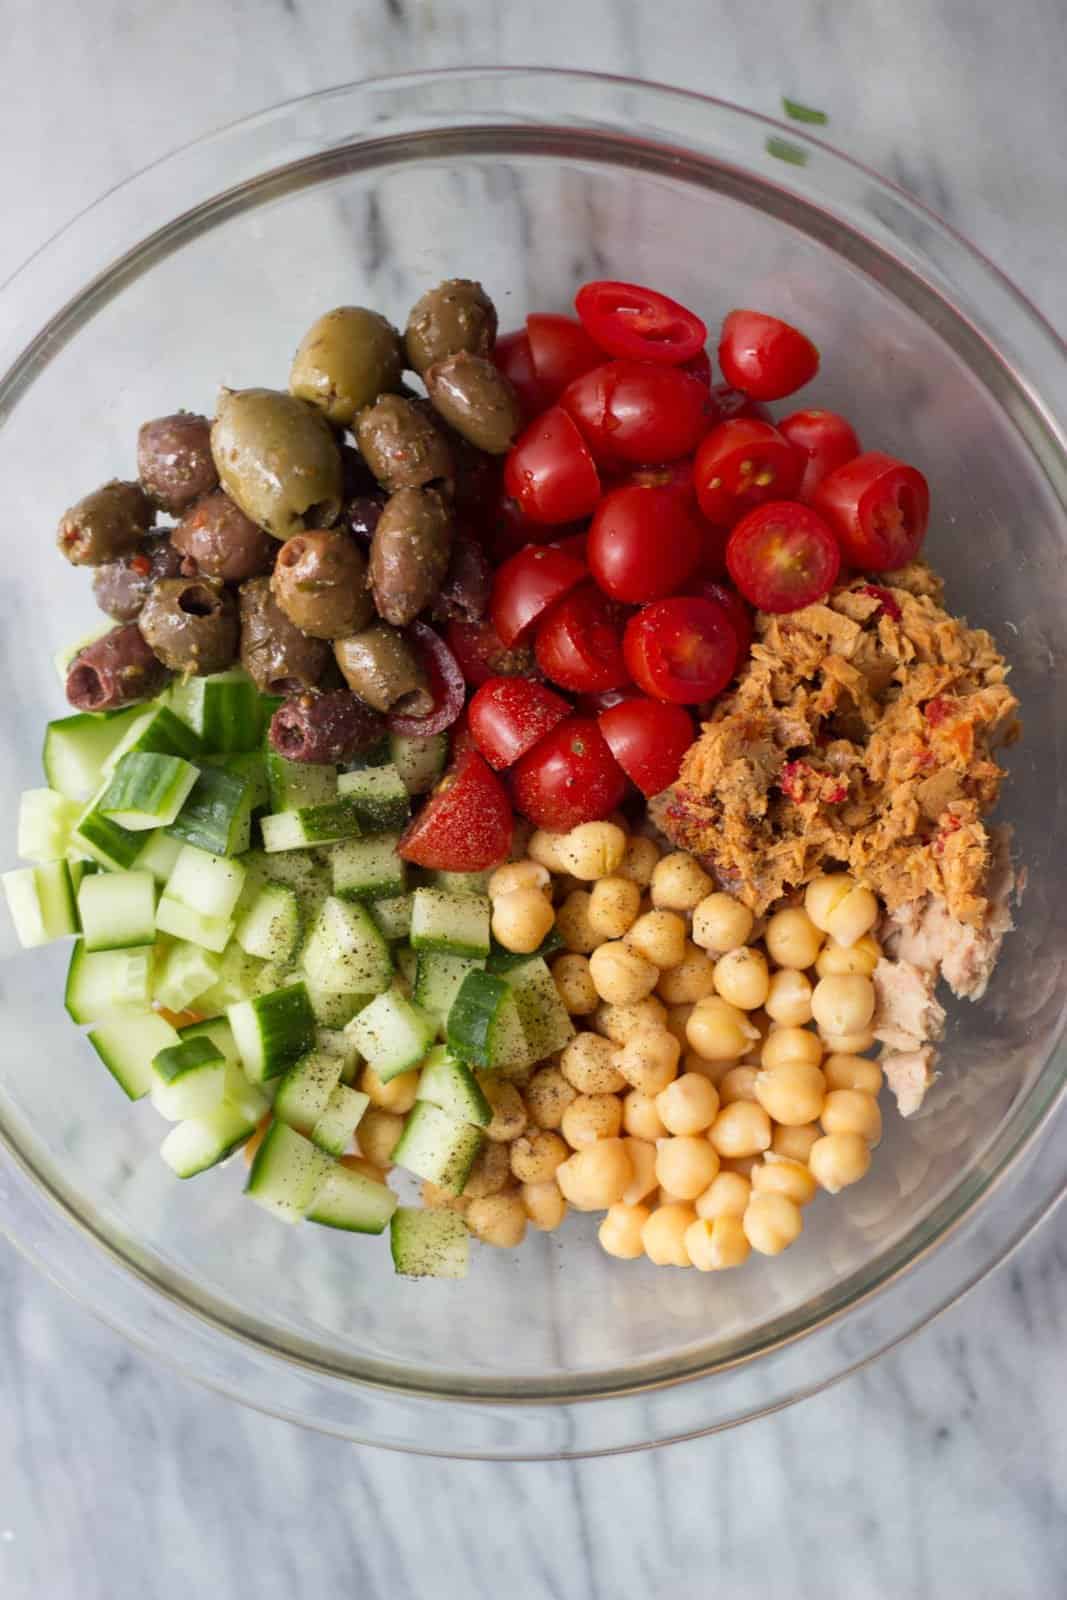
[
  {"xmin": 490, "ymin": 543, "xmax": 588, "ymax": 648},
  {"xmin": 779, "ymin": 408, "xmax": 861, "ymax": 502},
  {"xmin": 575, "ymin": 280, "xmax": 707, "ymax": 366},
  {"xmin": 494, "ymin": 330, "xmax": 546, "ymax": 419},
  {"xmin": 812, "ymin": 451, "xmax": 930, "ymax": 571},
  {"xmin": 710, "ymin": 382, "xmax": 774, "ymax": 424},
  {"xmin": 468, "ymin": 677, "xmax": 572, "ymax": 770},
  {"xmin": 598, "ymin": 698, "xmax": 695, "ymax": 797},
  {"xmin": 398, "ymin": 750, "xmax": 513, "ymax": 872},
  {"xmin": 718, "ymin": 309, "xmax": 820, "ymax": 402},
  {"xmin": 562, "ymin": 360, "xmax": 713, "ymax": 466},
  {"xmin": 623, "ymin": 597, "xmax": 739, "ymax": 704},
  {"xmin": 526, "ymin": 313, "xmax": 603, "ymax": 402},
  {"xmin": 511, "ymin": 716, "xmax": 628, "ymax": 831},
  {"xmin": 726, "ymin": 500, "xmax": 841, "ymax": 613},
  {"xmin": 693, "ymin": 418, "xmax": 805, "ymax": 527},
  {"xmin": 445, "ymin": 617, "xmax": 535, "ymax": 688},
  {"xmin": 682, "ymin": 349, "xmax": 713, "ymax": 387},
  {"xmin": 692, "ymin": 577, "xmax": 754, "ymax": 668},
  {"xmin": 503, "ymin": 406, "xmax": 601, "ymax": 525},
  {"xmin": 535, "ymin": 582, "xmax": 631, "ymax": 695},
  {"xmin": 588, "ymin": 485, "xmax": 703, "ymax": 604}
]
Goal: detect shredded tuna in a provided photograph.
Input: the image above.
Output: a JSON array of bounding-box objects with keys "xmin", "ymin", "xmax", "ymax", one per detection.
[
  {"xmin": 880, "ymin": 1045, "xmax": 939, "ymax": 1118},
  {"xmin": 871, "ymin": 958, "xmax": 946, "ymax": 1051}
]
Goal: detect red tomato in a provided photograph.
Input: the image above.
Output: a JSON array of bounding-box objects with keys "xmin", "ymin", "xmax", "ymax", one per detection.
[
  {"xmin": 693, "ymin": 418, "xmax": 805, "ymax": 526},
  {"xmin": 561, "ymin": 360, "xmax": 714, "ymax": 466},
  {"xmin": 616, "ymin": 457, "xmax": 695, "ymax": 498},
  {"xmin": 494, "ymin": 329, "xmax": 546, "ymax": 418},
  {"xmin": 711, "ymin": 382, "xmax": 774, "ymax": 424},
  {"xmin": 682, "ymin": 349, "xmax": 713, "ymax": 387},
  {"xmin": 587, "ymin": 485, "xmax": 703, "ymax": 604},
  {"xmin": 525, "ymin": 313, "xmax": 603, "ymax": 401},
  {"xmin": 511, "ymin": 716, "xmax": 627, "ymax": 831},
  {"xmin": 779, "ymin": 409, "xmax": 861, "ymax": 501},
  {"xmin": 398, "ymin": 750, "xmax": 513, "ymax": 871},
  {"xmin": 718, "ymin": 309, "xmax": 820, "ymax": 401},
  {"xmin": 692, "ymin": 577, "xmax": 754, "ymax": 666},
  {"xmin": 812, "ymin": 451, "xmax": 930, "ymax": 571},
  {"xmin": 598, "ymin": 698, "xmax": 695, "ymax": 796},
  {"xmin": 445, "ymin": 617, "xmax": 535, "ymax": 688},
  {"xmin": 468, "ymin": 677, "xmax": 572, "ymax": 770},
  {"xmin": 490, "ymin": 543, "xmax": 588, "ymax": 648},
  {"xmin": 546, "ymin": 531, "xmax": 590, "ymax": 564},
  {"xmin": 535, "ymin": 582, "xmax": 631, "ymax": 695},
  {"xmin": 503, "ymin": 406, "xmax": 601, "ymax": 525},
  {"xmin": 387, "ymin": 622, "xmax": 466, "ymax": 737},
  {"xmin": 575, "ymin": 280, "xmax": 707, "ymax": 366},
  {"xmin": 726, "ymin": 501, "xmax": 841, "ymax": 613},
  {"xmin": 623, "ymin": 597, "xmax": 738, "ymax": 704},
  {"xmin": 575, "ymin": 686, "xmax": 641, "ymax": 716}
]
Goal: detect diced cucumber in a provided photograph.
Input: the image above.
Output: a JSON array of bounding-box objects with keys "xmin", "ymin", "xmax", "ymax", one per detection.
[
  {"xmin": 155, "ymin": 896, "xmax": 233, "ymax": 953},
  {"xmin": 485, "ymin": 927, "xmax": 564, "ymax": 973},
  {"xmin": 228, "ymin": 982, "xmax": 316, "ymax": 1082},
  {"xmin": 67, "ymin": 857, "xmax": 99, "ymax": 894},
  {"xmin": 308, "ymin": 1160, "xmax": 396, "ymax": 1232},
  {"xmin": 244, "ymin": 1121, "xmax": 333, "ymax": 1222},
  {"xmin": 265, "ymin": 751, "xmax": 337, "ymax": 811},
  {"xmin": 17, "ymin": 788, "xmax": 81, "ymax": 863},
  {"xmin": 101, "ymin": 703, "xmax": 202, "ymax": 776},
  {"xmin": 413, "ymin": 951, "xmax": 484, "ymax": 1034},
  {"xmin": 310, "ymin": 1084, "xmax": 369, "ymax": 1156},
  {"xmin": 136, "ymin": 829, "xmax": 183, "ymax": 884},
  {"xmin": 150, "ymin": 1035, "xmax": 227, "ymax": 1121},
  {"xmin": 65, "ymin": 941, "xmax": 154, "ymax": 1022},
  {"xmin": 99, "ymin": 751, "xmax": 200, "ymax": 830},
  {"xmin": 243, "ymin": 846, "xmax": 331, "ymax": 899},
  {"xmin": 234, "ymin": 883, "xmax": 300, "ymax": 964},
  {"xmin": 169, "ymin": 668, "xmax": 262, "ymax": 753},
  {"xmin": 336, "ymin": 764, "xmax": 410, "ymax": 832},
  {"xmin": 178, "ymin": 1016, "xmax": 240, "ymax": 1064},
  {"xmin": 273, "ymin": 1051, "xmax": 344, "ymax": 1136},
  {"xmin": 368, "ymin": 894, "xmax": 413, "ymax": 943},
  {"xmin": 431, "ymin": 869, "xmax": 494, "ymax": 897},
  {"xmin": 166, "ymin": 767, "xmax": 252, "ymax": 857},
  {"xmin": 202, "ymin": 751, "xmax": 270, "ymax": 812},
  {"xmin": 392, "ymin": 1101, "xmax": 485, "ymax": 1195},
  {"xmin": 164, "ymin": 844, "xmax": 246, "ymax": 920},
  {"xmin": 388, "ymin": 731, "xmax": 447, "ymax": 796},
  {"xmin": 153, "ymin": 940, "xmax": 220, "ymax": 1012},
  {"xmin": 302, "ymin": 978, "xmax": 372, "ymax": 1030},
  {"xmin": 87, "ymin": 1011, "xmax": 179, "ymax": 1100},
  {"xmin": 161, "ymin": 1098, "xmax": 262, "ymax": 1178},
  {"xmin": 345, "ymin": 990, "xmax": 436, "ymax": 1081},
  {"xmin": 330, "ymin": 833, "xmax": 406, "ymax": 902},
  {"xmin": 410, "ymin": 887, "xmax": 491, "ymax": 960},
  {"xmin": 342, "ymin": 737, "xmax": 391, "ymax": 770},
  {"xmin": 189, "ymin": 941, "xmax": 267, "ymax": 1016},
  {"xmin": 302, "ymin": 896, "xmax": 392, "ymax": 996},
  {"xmin": 446, "ymin": 969, "xmax": 529, "ymax": 1071},
  {"xmin": 503, "ymin": 956, "xmax": 575, "ymax": 1060},
  {"xmin": 70, "ymin": 788, "xmax": 146, "ymax": 871},
  {"xmin": 416, "ymin": 1045, "xmax": 492, "ymax": 1127},
  {"xmin": 260, "ymin": 800, "xmax": 362, "ymax": 853},
  {"xmin": 390, "ymin": 1206, "xmax": 470, "ymax": 1278},
  {"xmin": 395, "ymin": 944, "xmax": 418, "ymax": 991},
  {"xmin": 315, "ymin": 1027, "xmax": 359, "ymax": 1083},
  {"xmin": 3, "ymin": 861, "xmax": 78, "ymax": 948},
  {"xmin": 42, "ymin": 707, "xmax": 144, "ymax": 801},
  {"xmin": 77, "ymin": 869, "xmax": 157, "ymax": 952},
  {"xmin": 53, "ymin": 622, "xmax": 112, "ymax": 685}
]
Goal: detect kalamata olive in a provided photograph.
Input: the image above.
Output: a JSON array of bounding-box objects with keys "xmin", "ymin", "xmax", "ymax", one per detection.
[
  {"xmin": 344, "ymin": 494, "xmax": 386, "ymax": 543},
  {"xmin": 333, "ymin": 622, "xmax": 432, "ymax": 715},
  {"xmin": 425, "ymin": 353, "xmax": 522, "ymax": 455},
  {"xmin": 92, "ymin": 533, "xmax": 184, "ymax": 622},
  {"xmin": 340, "ymin": 444, "xmax": 379, "ymax": 500},
  {"xmin": 271, "ymin": 529, "xmax": 374, "ymax": 639},
  {"xmin": 405, "ymin": 279, "xmax": 498, "ymax": 376},
  {"xmin": 65, "ymin": 624, "xmax": 169, "ymax": 711},
  {"xmin": 138, "ymin": 579, "xmax": 239, "ymax": 676},
  {"xmin": 269, "ymin": 689, "xmax": 385, "ymax": 764},
  {"xmin": 211, "ymin": 388, "xmax": 343, "ymax": 541},
  {"xmin": 387, "ymin": 621, "xmax": 466, "ymax": 738},
  {"xmin": 433, "ymin": 537, "xmax": 491, "ymax": 624},
  {"xmin": 354, "ymin": 394, "xmax": 453, "ymax": 494},
  {"xmin": 446, "ymin": 429, "xmax": 502, "ymax": 527},
  {"xmin": 239, "ymin": 576, "xmax": 331, "ymax": 694},
  {"xmin": 57, "ymin": 481, "xmax": 155, "ymax": 567},
  {"xmin": 289, "ymin": 306, "xmax": 405, "ymax": 425},
  {"xmin": 137, "ymin": 413, "xmax": 218, "ymax": 512},
  {"xmin": 369, "ymin": 487, "xmax": 454, "ymax": 628},
  {"xmin": 171, "ymin": 490, "xmax": 276, "ymax": 581}
]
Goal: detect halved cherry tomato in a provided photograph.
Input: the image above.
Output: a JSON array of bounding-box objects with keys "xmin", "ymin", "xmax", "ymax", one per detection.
[
  {"xmin": 387, "ymin": 622, "xmax": 466, "ymax": 737},
  {"xmin": 398, "ymin": 749, "xmax": 513, "ymax": 871},
  {"xmin": 693, "ymin": 418, "xmax": 805, "ymax": 526},
  {"xmin": 562, "ymin": 360, "xmax": 713, "ymax": 466},
  {"xmin": 534, "ymin": 582, "xmax": 631, "ymax": 694},
  {"xmin": 526, "ymin": 314, "xmax": 603, "ymax": 401},
  {"xmin": 490, "ymin": 543, "xmax": 588, "ymax": 648},
  {"xmin": 692, "ymin": 577, "xmax": 754, "ymax": 667},
  {"xmin": 511, "ymin": 716, "xmax": 628, "ymax": 831},
  {"xmin": 726, "ymin": 500, "xmax": 841, "ymax": 613},
  {"xmin": 575, "ymin": 686, "xmax": 641, "ymax": 716},
  {"xmin": 598, "ymin": 698, "xmax": 695, "ymax": 796},
  {"xmin": 779, "ymin": 409, "xmax": 861, "ymax": 502},
  {"xmin": 710, "ymin": 382, "xmax": 773, "ymax": 425},
  {"xmin": 575, "ymin": 280, "xmax": 707, "ymax": 366},
  {"xmin": 503, "ymin": 406, "xmax": 601, "ymax": 525},
  {"xmin": 623, "ymin": 597, "xmax": 738, "ymax": 704},
  {"xmin": 468, "ymin": 677, "xmax": 572, "ymax": 770},
  {"xmin": 718, "ymin": 309, "xmax": 820, "ymax": 401},
  {"xmin": 682, "ymin": 349, "xmax": 713, "ymax": 387},
  {"xmin": 494, "ymin": 329, "xmax": 546, "ymax": 418},
  {"xmin": 587, "ymin": 485, "xmax": 703, "ymax": 604},
  {"xmin": 812, "ymin": 451, "xmax": 930, "ymax": 571},
  {"xmin": 616, "ymin": 457, "xmax": 695, "ymax": 497},
  {"xmin": 445, "ymin": 617, "xmax": 534, "ymax": 688}
]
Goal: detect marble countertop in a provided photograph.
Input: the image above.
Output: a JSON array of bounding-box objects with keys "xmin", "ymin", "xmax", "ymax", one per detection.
[{"xmin": 2, "ymin": 2, "xmax": 1065, "ymax": 1595}]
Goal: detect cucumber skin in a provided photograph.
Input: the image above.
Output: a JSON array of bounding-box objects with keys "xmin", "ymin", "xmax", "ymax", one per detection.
[{"xmin": 445, "ymin": 970, "xmax": 511, "ymax": 1068}]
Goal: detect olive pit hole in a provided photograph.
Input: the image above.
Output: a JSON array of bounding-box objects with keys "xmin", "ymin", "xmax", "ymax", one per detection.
[{"xmin": 178, "ymin": 585, "xmax": 219, "ymax": 617}]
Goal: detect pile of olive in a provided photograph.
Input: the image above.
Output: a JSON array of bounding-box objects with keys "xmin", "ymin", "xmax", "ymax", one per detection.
[{"xmin": 57, "ymin": 279, "xmax": 517, "ymax": 760}]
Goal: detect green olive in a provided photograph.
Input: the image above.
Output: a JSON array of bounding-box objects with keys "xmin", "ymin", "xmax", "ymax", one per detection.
[
  {"xmin": 289, "ymin": 307, "xmax": 405, "ymax": 425},
  {"xmin": 57, "ymin": 480, "xmax": 155, "ymax": 567},
  {"xmin": 333, "ymin": 623, "xmax": 431, "ymax": 714},
  {"xmin": 405, "ymin": 279, "xmax": 497, "ymax": 376},
  {"xmin": 424, "ymin": 353, "xmax": 521, "ymax": 455},
  {"xmin": 211, "ymin": 388, "xmax": 343, "ymax": 542}
]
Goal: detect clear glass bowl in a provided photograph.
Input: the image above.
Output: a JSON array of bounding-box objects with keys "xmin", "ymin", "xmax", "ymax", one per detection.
[{"xmin": 0, "ymin": 70, "xmax": 1064, "ymax": 1459}]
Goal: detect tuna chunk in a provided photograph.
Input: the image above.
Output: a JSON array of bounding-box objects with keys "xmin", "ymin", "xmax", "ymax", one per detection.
[
  {"xmin": 880, "ymin": 1046, "xmax": 938, "ymax": 1118},
  {"xmin": 872, "ymin": 958, "xmax": 946, "ymax": 1051},
  {"xmin": 883, "ymin": 826, "xmax": 1016, "ymax": 1002}
]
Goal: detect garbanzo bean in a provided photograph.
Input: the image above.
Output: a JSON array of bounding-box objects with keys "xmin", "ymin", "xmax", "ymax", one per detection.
[
  {"xmin": 467, "ymin": 1190, "xmax": 527, "ymax": 1248},
  {"xmin": 708, "ymin": 1100, "xmax": 772, "ymax": 1159},
  {"xmin": 764, "ymin": 906, "xmax": 823, "ymax": 970},
  {"xmin": 558, "ymin": 821, "xmax": 627, "ymax": 880},
  {"xmin": 361, "ymin": 1063, "xmax": 420, "ymax": 1113},
  {"xmin": 821, "ymin": 1088, "xmax": 883, "ymax": 1144},
  {"xmin": 342, "ymin": 1153, "xmax": 389, "ymax": 1185},
  {"xmin": 804, "ymin": 873, "xmax": 856, "ymax": 932},
  {"xmin": 713, "ymin": 945, "xmax": 770, "ymax": 1010},
  {"xmin": 691, "ymin": 891, "xmax": 754, "ymax": 953},
  {"xmin": 479, "ymin": 1076, "xmax": 527, "ymax": 1142},
  {"xmin": 685, "ymin": 1214, "xmax": 751, "ymax": 1271},
  {"xmin": 555, "ymin": 1139, "xmax": 632, "ymax": 1210},
  {"xmin": 560, "ymin": 1031, "xmax": 626, "ymax": 1094},
  {"xmin": 528, "ymin": 829, "xmax": 569, "ymax": 872},
  {"xmin": 695, "ymin": 1170, "xmax": 751, "ymax": 1221},
  {"xmin": 357, "ymin": 1108, "xmax": 404, "ymax": 1167},
  {"xmin": 614, "ymin": 1026, "xmax": 681, "ymax": 1095},
  {"xmin": 657, "ymin": 941, "xmax": 718, "ymax": 1004},
  {"xmin": 509, "ymin": 1130, "xmax": 569, "ymax": 1184},
  {"xmin": 819, "ymin": 1027, "xmax": 877, "ymax": 1055},
  {"xmin": 594, "ymin": 995, "xmax": 668, "ymax": 1043},
  {"xmin": 561, "ymin": 1092, "xmax": 624, "ymax": 1149},
  {"xmin": 717, "ymin": 1065, "xmax": 759, "ymax": 1104},
  {"xmin": 770, "ymin": 1122, "xmax": 821, "ymax": 1163},
  {"xmin": 641, "ymin": 1202, "xmax": 696, "ymax": 1266},
  {"xmin": 651, "ymin": 851, "xmax": 714, "ymax": 911},
  {"xmin": 491, "ymin": 887, "xmax": 556, "ymax": 954},
  {"xmin": 421, "ymin": 1178, "xmax": 469, "ymax": 1214},
  {"xmin": 627, "ymin": 909, "xmax": 688, "ymax": 970},
  {"xmin": 720, "ymin": 1153, "xmax": 760, "ymax": 1178},
  {"xmin": 808, "ymin": 1132, "xmax": 871, "ymax": 1193},
  {"xmin": 655, "ymin": 1072, "xmax": 720, "ymax": 1135},
  {"xmin": 761, "ymin": 1025, "xmax": 824, "ymax": 1071},
  {"xmin": 617, "ymin": 835, "xmax": 660, "ymax": 887},
  {"xmin": 462, "ymin": 1139, "xmax": 513, "ymax": 1199},
  {"xmin": 551, "ymin": 952, "xmax": 599, "ymax": 1015},
  {"xmin": 524, "ymin": 1065, "xmax": 576, "ymax": 1129},
  {"xmin": 751, "ymin": 1155, "xmax": 818, "ymax": 1207},
  {"xmin": 622, "ymin": 1089, "xmax": 668, "ymax": 1142},
  {"xmin": 823, "ymin": 884, "xmax": 879, "ymax": 949},
  {"xmin": 521, "ymin": 1179, "xmax": 567, "ymax": 1231},
  {"xmin": 620, "ymin": 1137, "xmax": 659, "ymax": 1204},
  {"xmin": 488, "ymin": 859, "xmax": 551, "ymax": 899},
  {"xmin": 598, "ymin": 1202, "xmax": 651, "ymax": 1259},
  {"xmin": 815, "ymin": 932, "xmax": 881, "ymax": 978},
  {"xmin": 686, "ymin": 995, "xmax": 758, "ymax": 1061},
  {"xmin": 811, "ymin": 975, "xmax": 875, "ymax": 1037},
  {"xmin": 823, "ymin": 1054, "xmax": 884, "ymax": 1095},
  {"xmin": 654, "ymin": 1135, "xmax": 720, "ymax": 1199},
  {"xmin": 663, "ymin": 1002, "xmax": 695, "ymax": 1048},
  {"xmin": 556, "ymin": 890, "xmax": 599, "ymax": 953},
  {"xmin": 754, "ymin": 1061, "xmax": 827, "ymax": 1126},
  {"xmin": 743, "ymin": 1191, "xmax": 803, "ymax": 1255},
  {"xmin": 588, "ymin": 876, "xmax": 642, "ymax": 939},
  {"xmin": 765, "ymin": 968, "xmax": 814, "ymax": 1027},
  {"xmin": 589, "ymin": 941, "xmax": 659, "ymax": 1006}
]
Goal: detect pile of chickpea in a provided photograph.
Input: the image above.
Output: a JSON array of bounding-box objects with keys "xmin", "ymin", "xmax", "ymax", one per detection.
[{"xmin": 351, "ymin": 817, "xmax": 886, "ymax": 1268}]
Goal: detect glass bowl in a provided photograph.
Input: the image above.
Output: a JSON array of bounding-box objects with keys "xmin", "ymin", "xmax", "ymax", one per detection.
[{"xmin": 0, "ymin": 70, "xmax": 1064, "ymax": 1459}]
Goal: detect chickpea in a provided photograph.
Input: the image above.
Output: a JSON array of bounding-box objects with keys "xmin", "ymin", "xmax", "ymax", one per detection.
[
  {"xmin": 651, "ymin": 851, "xmax": 714, "ymax": 912},
  {"xmin": 686, "ymin": 995, "xmax": 758, "ymax": 1061},
  {"xmin": 695, "ymin": 1170, "xmax": 751, "ymax": 1221},
  {"xmin": 823, "ymin": 1054, "xmax": 884, "ymax": 1095},
  {"xmin": 641, "ymin": 1202, "xmax": 696, "ymax": 1266},
  {"xmin": 686, "ymin": 1214, "xmax": 751, "ymax": 1271},
  {"xmin": 683, "ymin": 1051, "xmax": 732, "ymax": 1085},
  {"xmin": 771, "ymin": 1122, "xmax": 821, "ymax": 1163},
  {"xmin": 561, "ymin": 1092, "xmax": 623, "ymax": 1149},
  {"xmin": 588, "ymin": 876, "xmax": 642, "ymax": 939},
  {"xmin": 755, "ymin": 1061, "xmax": 827, "ymax": 1126},
  {"xmin": 589, "ymin": 941, "xmax": 659, "ymax": 1006},
  {"xmin": 740, "ymin": 1007, "xmax": 773, "ymax": 1063},
  {"xmin": 708, "ymin": 1100, "xmax": 772, "ymax": 1159},
  {"xmin": 478, "ymin": 1076, "xmax": 527, "ymax": 1142},
  {"xmin": 614, "ymin": 1026, "xmax": 681, "ymax": 1095},
  {"xmin": 808, "ymin": 1132, "xmax": 872, "ymax": 1193},
  {"xmin": 627, "ymin": 909, "xmax": 688, "ymax": 970},
  {"xmin": 598, "ymin": 1202, "xmax": 651, "ymax": 1260},
  {"xmin": 751, "ymin": 1155, "xmax": 818, "ymax": 1207},
  {"xmin": 718, "ymin": 1065, "xmax": 759, "ymax": 1104},
  {"xmin": 558, "ymin": 821, "xmax": 627, "ymax": 880},
  {"xmin": 467, "ymin": 1190, "xmax": 527, "ymax": 1248},
  {"xmin": 555, "ymin": 1139, "xmax": 632, "ymax": 1210},
  {"xmin": 521, "ymin": 1179, "xmax": 568, "ymax": 1231},
  {"xmin": 764, "ymin": 906, "xmax": 823, "ymax": 970},
  {"xmin": 761, "ymin": 1025, "xmax": 824, "ymax": 1071},
  {"xmin": 816, "ymin": 932, "xmax": 881, "ymax": 979},
  {"xmin": 357, "ymin": 1108, "xmax": 404, "ymax": 1168},
  {"xmin": 509, "ymin": 1129, "xmax": 568, "ymax": 1184},
  {"xmin": 655, "ymin": 1072, "xmax": 720, "ymax": 1135},
  {"xmin": 804, "ymin": 873, "xmax": 856, "ymax": 932},
  {"xmin": 491, "ymin": 887, "xmax": 556, "ymax": 954},
  {"xmin": 622, "ymin": 1089, "xmax": 668, "ymax": 1142},
  {"xmin": 819, "ymin": 1027, "xmax": 877, "ymax": 1055},
  {"xmin": 620, "ymin": 1137, "xmax": 659, "ymax": 1204},
  {"xmin": 551, "ymin": 952, "xmax": 599, "ymax": 1016},
  {"xmin": 421, "ymin": 1178, "xmax": 470, "ymax": 1214},
  {"xmin": 743, "ymin": 1191, "xmax": 803, "ymax": 1255},
  {"xmin": 714, "ymin": 945, "xmax": 770, "ymax": 1010},
  {"xmin": 811, "ymin": 975, "xmax": 875, "ymax": 1037},
  {"xmin": 691, "ymin": 891, "xmax": 754, "ymax": 953},
  {"xmin": 821, "ymin": 1088, "xmax": 883, "ymax": 1145},
  {"xmin": 489, "ymin": 859, "xmax": 551, "ymax": 899},
  {"xmin": 556, "ymin": 890, "xmax": 599, "ymax": 954},
  {"xmin": 560, "ymin": 1031, "xmax": 626, "ymax": 1094},
  {"xmin": 595, "ymin": 995, "xmax": 668, "ymax": 1043},
  {"xmin": 654, "ymin": 1135, "xmax": 720, "ymax": 1200},
  {"xmin": 524, "ymin": 1065, "xmax": 576, "ymax": 1130},
  {"xmin": 617, "ymin": 835, "xmax": 660, "ymax": 887},
  {"xmin": 361, "ymin": 1064, "xmax": 420, "ymax": 1114},
  {"xmin": 462, "ymin": 1139, "xmax": 512, "ymax": 1199},
  {"xmin": 720, "ymin": 1153, "xmax": 760, "ymax": 1178},
  {"xmin": 528, "ymin": 829, "xmax": 569, "ymax": 872},
  {"xmin": 663, "ymin": 1002, "xmax": 695, "ymax": 1048},
  {"xmin": 765, "ymin": 967, "xmax": 814, "ymax": 1027},
  {"xmin": 823, "ymin": 884, "xmax": 879, "ymax": 949},
  {"xmin": 657, "ymin": 941, "xmax": 718, "ymax": 1004},
  {"xmin": 342, "ymin": 1153, "xmax": 389, "ymax": 1185}
]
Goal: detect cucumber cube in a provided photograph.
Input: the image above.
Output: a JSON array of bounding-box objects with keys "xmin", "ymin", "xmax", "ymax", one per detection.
[
  {"xmin": 410, "ymin": 887, "xmax": 490, "ymax": 959},
  {"xmin": 77, "ymin": 869, "xmax": 157, "ymax": 952},
  {"xmin": 345, "ymin": 990, "xmax": 436, "ymax": 1081},
  {"xmin": 390, "ymin": 1206, "xmax": 470, "ymax": 1278}
]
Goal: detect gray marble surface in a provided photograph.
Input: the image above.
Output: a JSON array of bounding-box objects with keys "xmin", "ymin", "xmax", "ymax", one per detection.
[{"xmin": 2, "ymin": 2, "xmax": 1065, "ymax": 1595}]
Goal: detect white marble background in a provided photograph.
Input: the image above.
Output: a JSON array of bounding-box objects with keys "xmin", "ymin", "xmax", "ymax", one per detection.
[{"xmin": 2, "ymin": 2, "xmax": 1065, "ymax": 1595}]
